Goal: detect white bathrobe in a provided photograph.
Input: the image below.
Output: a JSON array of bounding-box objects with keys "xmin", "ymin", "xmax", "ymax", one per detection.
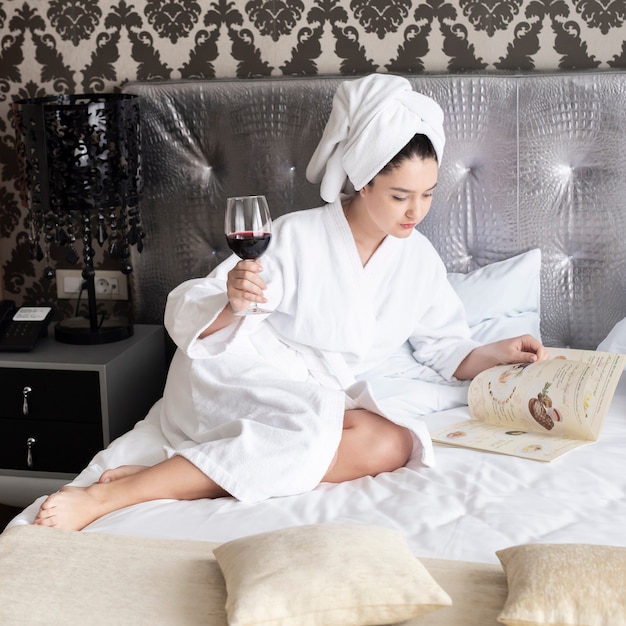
[{"xmin": 159, "ymin": 200, "xmax": 479, "ymax": 502}]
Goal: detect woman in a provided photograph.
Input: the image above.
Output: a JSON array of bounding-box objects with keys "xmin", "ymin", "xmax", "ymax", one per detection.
[{"xmin": 34, "ymin": 74, "xmax": 547, "ymax": 530}]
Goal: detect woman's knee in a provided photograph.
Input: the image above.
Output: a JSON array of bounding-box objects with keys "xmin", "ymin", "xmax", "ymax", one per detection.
[
  {"xmin": 345, "ymin": 410, "xmax": 413, "ymax": 475},
  {"xmin": 370, "ymin": 421, "xmax": 413, "ymax": 473}
]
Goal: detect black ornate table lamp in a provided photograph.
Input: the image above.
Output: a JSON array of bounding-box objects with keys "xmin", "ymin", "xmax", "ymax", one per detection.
[{"xmin": 12, "ymin": 93, "xmax": 144, "ymax": 344}]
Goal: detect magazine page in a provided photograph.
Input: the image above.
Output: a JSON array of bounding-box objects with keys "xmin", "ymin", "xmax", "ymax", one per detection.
[
  {"xmin": 545, "ymin": 348, "xmax": 626, "ymax": 436},
  {"xmin": 432, "ymin": 420, "xmax": 590, "ymax": 462},
  {"xmin": 430, "ymin": 349, "xmax": 626, "ymax": 462}
]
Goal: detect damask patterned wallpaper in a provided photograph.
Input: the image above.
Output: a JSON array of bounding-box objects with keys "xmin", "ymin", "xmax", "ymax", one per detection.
[{"xmin": 1, "ymin": 0, "xmax": 626, "ymax": 313}]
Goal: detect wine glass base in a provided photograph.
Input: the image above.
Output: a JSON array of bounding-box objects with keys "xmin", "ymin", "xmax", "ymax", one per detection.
[{"xmin": 234, "ymin": 306, "xmax": 273, "ymax": 316}]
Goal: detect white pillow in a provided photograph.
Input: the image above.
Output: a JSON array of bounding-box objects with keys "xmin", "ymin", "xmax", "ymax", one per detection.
[
  {"xmin": 447, "ymin": 249, "xmax": 542, "ymax": 343},
  {"xmin": 213, "ymin": 523, "xmax": 452, "ymax": 626}
]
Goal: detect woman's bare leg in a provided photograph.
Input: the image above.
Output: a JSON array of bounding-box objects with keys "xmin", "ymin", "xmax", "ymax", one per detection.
[
  {"xmin": 33, "ymin": 409, "xmax": 411, "ymax": 531},
  {"xmin": 323, "ymin": 409, "xmax": 413, "ymax": 483},
  {"xmin": 33, "ymin": 456, "xmax": 228, "ymax": 531}
]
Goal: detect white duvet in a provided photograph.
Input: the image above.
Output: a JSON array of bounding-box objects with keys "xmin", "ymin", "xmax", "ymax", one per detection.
[
  {"xmin": 10, "ymin": 371, "xmax": 626, "ymax": 565},
  {"xmin": 10, "ymin": 246, "xmax": 624, "ymax": 564}
]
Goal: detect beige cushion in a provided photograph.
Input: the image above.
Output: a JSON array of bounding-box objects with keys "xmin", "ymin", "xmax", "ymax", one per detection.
[
  {"xmin": 0, "ymin": 524, "xmax": 227, "ymax": 625},
  {"xmin": 496, "ymin": 543, "xmax": 626, "ymax": 626},
  {"xmin": 213, "ymin": 523, "xmax": 452, "ymax": 626}
]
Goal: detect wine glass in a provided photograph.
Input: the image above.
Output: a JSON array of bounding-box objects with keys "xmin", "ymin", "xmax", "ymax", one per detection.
[{"xmin": 224, "ymin": 195, "xmax": 273, "ymax": 315}]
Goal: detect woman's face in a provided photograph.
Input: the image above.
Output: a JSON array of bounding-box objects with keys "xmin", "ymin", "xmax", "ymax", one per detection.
[{"xmin": 357, "ymin": 155, "xmax": 439, "ymax": 240}]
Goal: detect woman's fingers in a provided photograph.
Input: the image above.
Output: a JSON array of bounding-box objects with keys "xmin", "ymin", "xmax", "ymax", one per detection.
[{"xmin": 227, "ymin": 260, "xmax": 267, "ymax": 309}]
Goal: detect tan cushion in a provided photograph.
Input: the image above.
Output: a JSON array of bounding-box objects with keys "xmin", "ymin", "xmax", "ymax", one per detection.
[
  {"xmin": 213, "ymin": 523, "xmax": 452, "ymax": 626},
  {"xmin": 496, "ymin": 543, "xmax": 626, "ymax": 626},
  {"xmin": 0, "ymin": 525, "xmax": 226, "ymax": 625}
]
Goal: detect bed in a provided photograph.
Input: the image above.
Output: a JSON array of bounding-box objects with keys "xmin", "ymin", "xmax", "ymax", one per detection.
[{"xmin": 3, "ymin": 71, "xmax": 626, "ymax": 625}]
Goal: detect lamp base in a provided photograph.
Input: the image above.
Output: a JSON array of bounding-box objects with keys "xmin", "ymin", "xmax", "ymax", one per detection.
[{"xmin": 54, "ymin": 317, "xmax": 134, "ymax": 345}]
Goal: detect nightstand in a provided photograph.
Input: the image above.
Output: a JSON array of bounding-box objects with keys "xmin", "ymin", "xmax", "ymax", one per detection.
[{"xmin": 0, "ymin": 325, "xmax": 167, "ymax": 507}]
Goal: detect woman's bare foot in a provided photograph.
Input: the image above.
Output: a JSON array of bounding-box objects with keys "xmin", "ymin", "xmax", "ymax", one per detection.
[
  {"xmin": 33, "ymin": 484, "xmax": 114, "ymax": 531},
  {"xmin": 99, "ymin": 465, "xmax": 148, "ymax": 483},
  {"xmin": 32, "ymin": 457, "xmax": 229, "ymax": 531}
]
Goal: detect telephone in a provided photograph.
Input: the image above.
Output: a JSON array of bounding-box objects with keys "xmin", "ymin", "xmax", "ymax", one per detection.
[{"xmin": 0, "ymin": 300, "xmax": 53, "ymax": 351}]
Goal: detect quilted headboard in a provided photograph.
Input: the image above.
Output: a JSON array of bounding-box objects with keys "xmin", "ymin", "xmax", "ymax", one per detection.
[{"xmin": 123, "ymin": 72, "xmax": 626, "ymax": 350}]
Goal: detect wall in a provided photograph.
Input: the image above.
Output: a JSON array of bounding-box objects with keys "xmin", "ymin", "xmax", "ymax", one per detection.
[{"xmin": 1, "ymin": 0, "xmax": 626, "ymax": 314}]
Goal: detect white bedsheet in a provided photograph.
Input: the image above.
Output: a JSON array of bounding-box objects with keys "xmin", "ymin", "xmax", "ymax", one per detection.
[{"xmin": 9, "ymin": 372, "xmax": 626, "ymax": 565}]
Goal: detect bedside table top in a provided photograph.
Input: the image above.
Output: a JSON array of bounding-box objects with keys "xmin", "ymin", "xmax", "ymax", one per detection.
[{"xmin": 0, "ymin": 324, "xmax": 164, "ymax": 368}]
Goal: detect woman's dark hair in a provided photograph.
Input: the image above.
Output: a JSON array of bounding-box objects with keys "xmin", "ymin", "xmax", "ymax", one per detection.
[{"xmin": 371, "ymin": 134, "xmax": 437, "ymax": 183}]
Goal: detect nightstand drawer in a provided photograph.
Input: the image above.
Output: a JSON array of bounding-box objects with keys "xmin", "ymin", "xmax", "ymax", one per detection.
[
  {"xmin": 0, "ymin": 418, "xmax": 102, "ymax": 473},
  {"xmin": 0, "ymin": 368, "xmax": 101, "ymax": 423}
]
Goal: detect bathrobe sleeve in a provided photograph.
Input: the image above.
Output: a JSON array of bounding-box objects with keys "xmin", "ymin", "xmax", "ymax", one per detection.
[
  {"xmin": 165, "ymin": 253, "xmax": 272, "ymax": 359},
  {"xmin": 404, "ymin": 248, "xmax": 480, "ymax": 380}
]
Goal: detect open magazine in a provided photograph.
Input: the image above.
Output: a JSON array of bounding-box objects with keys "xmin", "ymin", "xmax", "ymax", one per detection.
[{"xmin": 431, "ymin": 348, "xmax": 626, "ymax": 461}]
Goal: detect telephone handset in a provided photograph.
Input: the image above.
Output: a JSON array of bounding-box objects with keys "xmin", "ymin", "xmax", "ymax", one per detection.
[{"xmin": 0, "ymin": 300, "xmax": 53, "ymax": 351}]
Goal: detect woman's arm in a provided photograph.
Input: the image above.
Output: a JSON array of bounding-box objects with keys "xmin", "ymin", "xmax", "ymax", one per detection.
[{"xmin": 454, "ymin": 334, "xmax": 549, "ymax": 380}]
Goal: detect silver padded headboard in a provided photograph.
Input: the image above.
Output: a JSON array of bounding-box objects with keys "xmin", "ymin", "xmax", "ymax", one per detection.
[{"xmin": 123, "ymin": 72, "xmax": 626, "ymax": 350}]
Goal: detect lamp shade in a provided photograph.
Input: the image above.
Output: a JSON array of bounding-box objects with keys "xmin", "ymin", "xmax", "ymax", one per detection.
[{"xmin": 12, "ymin": 93, "xmax": 144, "ymax": 344}]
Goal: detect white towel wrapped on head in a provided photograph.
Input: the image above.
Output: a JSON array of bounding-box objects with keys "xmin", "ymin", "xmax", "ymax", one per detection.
[{"xmin": 306, "ymin": 73, "xmax": 446, "ymax": 203}]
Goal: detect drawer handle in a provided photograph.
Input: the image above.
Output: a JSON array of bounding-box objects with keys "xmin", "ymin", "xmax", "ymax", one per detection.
[
  {"xmin": 26, "ymin": 437, "xmax": 36, "ymax": 468},
  {"xmin": 22, "ymin": 386, "xmax": 32, "ymax": 416}
]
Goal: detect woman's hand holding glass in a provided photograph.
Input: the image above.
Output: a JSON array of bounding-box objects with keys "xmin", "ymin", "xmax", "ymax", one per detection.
[
  {"xmin": 224, "ymin": 195, "xmax": 273, "ymax": 316},
  {"xmin": 226, "ymin": 259, "xmax": 268, "ymax": 314}
]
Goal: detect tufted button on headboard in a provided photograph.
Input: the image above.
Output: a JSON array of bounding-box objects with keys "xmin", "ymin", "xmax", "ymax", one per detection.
[{"xmin": 123, "ymin": 72, "xmax": 626, "ymax": 350}]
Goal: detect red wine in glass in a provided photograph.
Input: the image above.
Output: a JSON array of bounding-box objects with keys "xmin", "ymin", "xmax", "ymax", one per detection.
[
  {"xmin": 226, "ymin": 231, "xmax": 271, "ymax": 260},
  {"xmin": 224, "ymin": 195, "xmax": 273, "ymax": 315}
]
